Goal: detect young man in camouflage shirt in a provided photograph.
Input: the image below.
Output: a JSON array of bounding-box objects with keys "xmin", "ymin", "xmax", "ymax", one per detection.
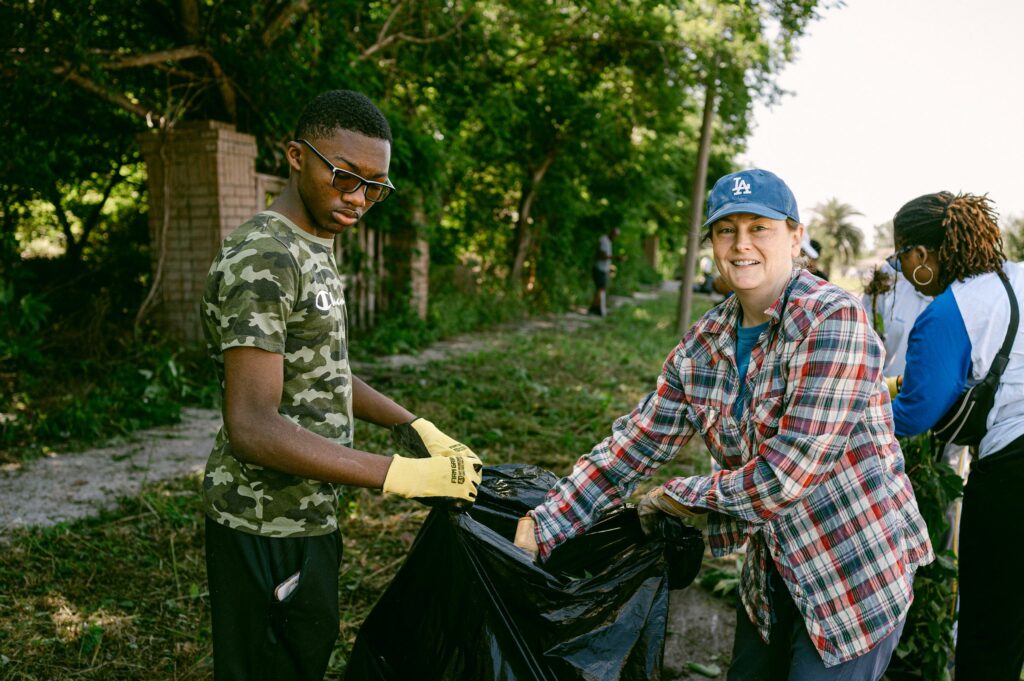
[{"xmin": 200, "ymin": 90, "xmax": 481, "ymax": 680}]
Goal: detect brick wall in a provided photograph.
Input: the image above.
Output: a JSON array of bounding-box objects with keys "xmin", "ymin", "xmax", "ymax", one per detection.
[
  {"xmin": 138, "ymin": 121, "xmax": 428, "ymax": 341},
  {"xmin": 138, "ymin": 121, "xmax": 258, "ymax": 342}
]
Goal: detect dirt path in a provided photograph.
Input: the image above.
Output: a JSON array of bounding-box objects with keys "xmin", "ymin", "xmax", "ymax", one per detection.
[
  {"xmin": 665, "ymin": 584, "xmax": 736, "ymax": 679},
  {"xmin": 0, "ymin": 407, "xmax": 221, "ymax": 535},
  {"xmin": 0, "ymin": 282, "xmax": 737, "ymax": 677},
  {"xmin": 0, "ymin": 286, "xmax": 680, "ymax": 536}
]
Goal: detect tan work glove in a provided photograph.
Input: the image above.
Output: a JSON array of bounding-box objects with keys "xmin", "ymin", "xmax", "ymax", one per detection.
[
  {"xmin": 392, "ymin": 418, "xmax": 480, "ymax": 460},
  {"xmin": 885, "ymin": 375, "xmax": 902, "ymax": 399},
  {"xmin": 513, "ymin": 515, "xmax": 539, "ymax": 559},
  {"xmin": 636, "ymin": 486, "xmax": 704, "ymax": 536},
  {"xmin": 382, "ymin": 453, "xmax": 482, "ymax": 502}
]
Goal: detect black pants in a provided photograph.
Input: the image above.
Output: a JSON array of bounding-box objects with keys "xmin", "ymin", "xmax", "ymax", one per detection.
[
  {"xmin": 955, "ymin": 440, "xmax": 1024, "ymax": 681},
  {"xmin": 727, "ymin": 562, "xmax": 903, "ymax": 681},
  {"xmin": 205, "ymin": 517, "xmax": 343, "ymax": 681}
]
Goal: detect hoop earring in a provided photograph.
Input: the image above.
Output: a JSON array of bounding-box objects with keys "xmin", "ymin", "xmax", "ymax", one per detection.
[{"xmin": 911, "ymin": 264, "xmax": 935, "ymax": 287}]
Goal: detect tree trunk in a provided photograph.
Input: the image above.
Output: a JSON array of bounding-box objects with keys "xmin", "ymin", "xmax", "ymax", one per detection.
[
  {"xmin": 0, "ymin": 199, "xmax": 19, "ymax": 271},
  {"xmin": 180, "ymin": 0, "xmax": 201, "ymax": 42},
  {"xmin": 73, "ymin": 162, "xmax": 123, "ymax": 262},
  {"xmin": 510, "ymin": 148, "xmax": 557, "ymax": 286},
  {"xmin": 676, "ymin": 74, "xmax": 716, "ymax": 335},
  {"xmin": 46, "ymin": 184, "xmax": 79, "ymax": 262}
]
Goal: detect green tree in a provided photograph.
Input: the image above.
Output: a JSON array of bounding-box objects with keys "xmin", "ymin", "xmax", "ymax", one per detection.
[
  {"xmin": 809, "ymin": 197, "xmax": 864, "ymax": 271},
  {"xmin": 1, "ymin": 0, "xmax": 829, "ymax": 321},
  {"xmin": 874, "ymin": 219, "xmax": 894, "ymax": 256},
  {"xmin": 1002, "ymin": 214, "xmax": 1024, "ymax": 262}
]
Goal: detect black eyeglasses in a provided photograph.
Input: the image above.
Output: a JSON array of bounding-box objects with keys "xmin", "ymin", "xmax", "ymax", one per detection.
[
  {"xmin": 885, "ymin": 244, "xmax": 915, "ymax": 273},
  {"xmin": 296, "ymin": 139, "xmax": 396, "ymax": 203}
]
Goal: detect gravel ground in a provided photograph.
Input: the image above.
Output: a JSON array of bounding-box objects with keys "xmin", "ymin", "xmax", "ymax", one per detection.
[
  {"xmin": 0, "ymin": 288, "xmax": 680, "ymax": 537},
  {"xmin": 0, "ymin": 407, "xmax": 221, "ymax": 535},
  {"xmin": 0, "ymin": 282, "xmax": 736, "ymax": 677}
]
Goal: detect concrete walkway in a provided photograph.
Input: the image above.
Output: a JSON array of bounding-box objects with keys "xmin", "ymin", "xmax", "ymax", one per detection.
[
  {"xmin": 0, "ymin": 281, "xmax": 736, "ymax": 678},
  {"xmin": 0, "ymin": 284, "xmax": 684, "ymax": 536}
]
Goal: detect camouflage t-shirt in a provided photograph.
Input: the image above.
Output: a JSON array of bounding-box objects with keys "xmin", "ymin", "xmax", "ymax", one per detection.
[{"xmin": 200, "ymin": 211, "xmax": 353, "ymax": 538}]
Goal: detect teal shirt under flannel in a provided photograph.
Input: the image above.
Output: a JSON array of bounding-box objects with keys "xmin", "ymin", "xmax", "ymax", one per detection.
[{"xmin": 200, "ymin": 211, "xmax": 353, "ymax": 537}]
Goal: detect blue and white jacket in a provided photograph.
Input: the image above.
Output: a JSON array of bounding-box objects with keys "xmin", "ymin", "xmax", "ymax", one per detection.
[{"xmin": 893, "ymin": 261, "xmax": 1024, "ymax": 458}]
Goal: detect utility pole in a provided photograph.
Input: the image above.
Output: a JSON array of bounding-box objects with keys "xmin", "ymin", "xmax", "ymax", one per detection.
[{"xmin": 676, "ymin": 73, "xmax": 717, "ymax": 336}]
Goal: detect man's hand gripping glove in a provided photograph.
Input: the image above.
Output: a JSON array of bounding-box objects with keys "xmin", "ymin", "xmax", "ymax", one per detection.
[
  {"xmin": 382, "ymin": 453, "xmax": 483, "ymax": 503},
  {"xmin": 392, "ymin": 418, "xmax": 479, "ymax": 460},
  {"xmin": 636, "ymin": 485, "xmax": 705, "ymax": 536}
]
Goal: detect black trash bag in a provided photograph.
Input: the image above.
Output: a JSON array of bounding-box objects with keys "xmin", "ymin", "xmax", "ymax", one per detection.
[{"xmin": 345, "ymin": 463, "xmax": 704, "ymax": 681}]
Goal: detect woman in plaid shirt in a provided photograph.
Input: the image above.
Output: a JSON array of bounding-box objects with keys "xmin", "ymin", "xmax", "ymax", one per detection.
[{"xmin": 515, "ymin": 169, "xmax": 933, "ymax": 680}]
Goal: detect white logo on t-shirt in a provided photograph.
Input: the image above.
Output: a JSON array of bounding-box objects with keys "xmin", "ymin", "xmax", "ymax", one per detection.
[{"xmin": 315, "ymin": 290, "xmax": 343, "ymax": 312}]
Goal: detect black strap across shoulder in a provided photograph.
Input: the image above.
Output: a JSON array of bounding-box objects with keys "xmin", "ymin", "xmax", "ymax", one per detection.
[
  {"xmin": 932, "ymin": 269, "xmax": 1019, "ymax": 447},
  {"xmin": 988, "ymin": 272, "xmax": 1019, "ymax": 380}
]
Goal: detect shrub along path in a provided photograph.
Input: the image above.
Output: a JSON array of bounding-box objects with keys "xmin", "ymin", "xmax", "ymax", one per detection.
[
  {"xmin": 0, "ymin": 285, "xmax": 735, "ymax": 680},
  {"xmin": 0, "ymin": 286, "xmax": 670, "ymax": 537}
]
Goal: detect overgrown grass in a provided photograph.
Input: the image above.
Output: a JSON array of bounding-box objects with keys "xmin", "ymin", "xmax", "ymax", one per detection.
[
  {"xmin": 347, "ymin": 267, "xmax": 571, "ymax": 360},
  {"xmin": 1, "ymin": 266, "xmax": 637, "ymax": 461},
  {"xmin": 0, "ymin": 292, "xmax": 713, "ymax": 680},
  {"xmin": 0, "ymin": 343, "xmax": 219, "ymax": 463}
]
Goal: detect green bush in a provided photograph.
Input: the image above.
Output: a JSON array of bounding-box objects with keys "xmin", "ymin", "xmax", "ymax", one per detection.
[
  {"xmin": 887, "ymin": 434, "xmax": 964, "ymax": 681},
  {"xmin": 0, "ymin": 205, "xmax": 224, "ymax": 461},
  {"xmin": 351, "ymin": 265, "xmax": 552, "ymax": 360},
  {"xmin": 1, "ymin": 339, "xmax": 218, "ymax": 461},
  {"xmin": 0, "ymin": 277, "xmax": 50, "ymax": 366}
]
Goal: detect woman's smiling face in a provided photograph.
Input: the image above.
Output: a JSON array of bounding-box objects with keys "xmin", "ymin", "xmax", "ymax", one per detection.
[{"xmin": 711, "ymin": 213, "xmax": 801, "ymax": 321}]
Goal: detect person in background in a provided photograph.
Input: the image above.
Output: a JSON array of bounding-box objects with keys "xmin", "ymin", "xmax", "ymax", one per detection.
[
  {"xmin": 515, "ymin": 168, "xmax": 932, "ymax": 680},
  {"xmin": 802, "ymin": 236, "xmax": 829, "ymax": 280},
  {"xmin": 886, "ymin": 191, "xmax": 1024, "ymax": 680},
  {"xmin": 862, "ymin": 262, "xmax": 932, "ymax": 377},
  {"xmin": 694, "ymin": 254, "xmax": 716, "ymax": 293},
  {"xmin": 200, "ymin": 90, "xmax": 482, "ymax": 680},
  {"xmin": 589, "ymin": 227, "xmax": 624, "ymax": 316},
  {"xmin": 693, "ymin": 253, "xmax": 733, "ymax": 302}
]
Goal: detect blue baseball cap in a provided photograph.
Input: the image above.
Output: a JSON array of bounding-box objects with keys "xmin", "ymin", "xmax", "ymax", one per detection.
[{"xmin": 704, "ymin": 169, "xmax": 800, "ymax": 227}]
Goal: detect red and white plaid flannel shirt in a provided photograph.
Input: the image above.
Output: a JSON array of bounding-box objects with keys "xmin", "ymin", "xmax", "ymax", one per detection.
[{"xmin": 529, "ymin": 270, "xmax": 933, "ymax": 666}]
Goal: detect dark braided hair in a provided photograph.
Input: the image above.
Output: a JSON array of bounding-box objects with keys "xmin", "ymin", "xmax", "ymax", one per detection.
[
  {"xmin": 294, "ymin": 90, "xmax": 392, "ymax": 142},
  {"xmin": 893, "ymin": 191, "xmax": 1004, "ymax": 289}
]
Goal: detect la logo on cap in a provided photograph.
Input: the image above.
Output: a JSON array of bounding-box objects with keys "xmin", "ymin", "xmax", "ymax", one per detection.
[{"xmin": 731, "ymin": 177, "xmax": 752, "ymax": 196}]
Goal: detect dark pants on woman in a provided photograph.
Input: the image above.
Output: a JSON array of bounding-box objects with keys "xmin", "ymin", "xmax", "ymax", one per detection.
[
  {"xmin": 955, "ymin": 440, "xmax": 1024, "ymax": 680},
  {"xmin": 727, "ymin": 562, "xmax": 904, "ymax": 681},
  {"xmin": 205, "ymin": 517, "xmax": 343, "ymax": 681}
]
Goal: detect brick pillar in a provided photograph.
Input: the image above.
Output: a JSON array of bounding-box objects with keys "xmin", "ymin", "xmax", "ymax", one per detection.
[{"xmin": 138, "ymin": 121, "xmax": 258, "ymax": 342}]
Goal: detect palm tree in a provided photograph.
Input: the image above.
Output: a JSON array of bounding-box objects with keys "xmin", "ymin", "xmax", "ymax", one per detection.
[
  {"xmin": 873, "ymin": 220, "xmax": 894, "ymax": 256},
  {"xmin": 809, "ymin": 198, "xmax": 864, "ymax": 272}
]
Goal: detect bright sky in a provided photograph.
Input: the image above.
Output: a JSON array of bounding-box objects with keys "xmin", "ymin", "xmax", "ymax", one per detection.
[{"xmin": 741, "ymin": 0, "xmax": 1024, "ymax": 251}]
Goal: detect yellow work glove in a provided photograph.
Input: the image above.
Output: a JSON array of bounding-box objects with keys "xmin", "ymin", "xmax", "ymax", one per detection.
[
  {"xmin": 885, "ymin": 375, "xmax": 902, "ymax": 399},
  {"xmin": 392, "ymin": 418, "xmax": 480, "ymax": 461},
  {"xmin": 636, "ymin": 486, "xmax": 704, "ymax": 536},
  {"xmin": 382, "ymin": 453, "xmax": 482, "ymax": 502}
]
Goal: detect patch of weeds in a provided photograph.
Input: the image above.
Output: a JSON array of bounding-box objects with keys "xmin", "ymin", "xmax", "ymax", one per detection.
[
  {"xmin": 1, "ymin": 342, "xmax": 219, "ymax": 463},
  {"xmin": 698, "ymin": 555, "xmax": 744, "ymax": 606},
  {"xmin": 1, "ymin": 292, "xmax": 713, "ymax": 679},
  {"xmin": 0, "ymin": 476, "xmax": 211, "ymax": 680}
]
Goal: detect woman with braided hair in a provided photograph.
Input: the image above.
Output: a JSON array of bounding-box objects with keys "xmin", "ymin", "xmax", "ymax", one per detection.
[{"xmin": 888, "ymin": 191, "xmax": 1024, "ymax": 680}]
